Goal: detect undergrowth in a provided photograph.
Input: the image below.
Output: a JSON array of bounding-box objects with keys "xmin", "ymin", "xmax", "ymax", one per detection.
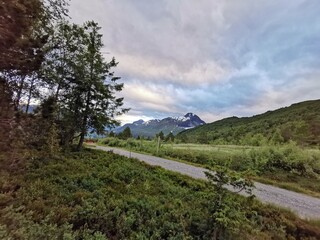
[{"xmin": 1, "ymin": 149, "xmax": 319, "ymax": 239}]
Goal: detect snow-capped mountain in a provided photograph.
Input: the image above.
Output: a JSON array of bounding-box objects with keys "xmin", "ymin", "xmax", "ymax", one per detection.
[{"xmin": 113, "ymin": 113, "xmax": 205, "ymax": 138}]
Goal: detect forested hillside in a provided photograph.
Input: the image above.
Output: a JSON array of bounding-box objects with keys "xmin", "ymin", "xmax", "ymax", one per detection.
[{"xmin": 177, "ymin": 100, "xmax": 320, "ymax": 146}]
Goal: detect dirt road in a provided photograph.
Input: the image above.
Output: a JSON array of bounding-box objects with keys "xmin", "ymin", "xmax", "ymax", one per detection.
[{"xmin": 95, "ymin": 145, "xmax": 320, "ymax": 219}]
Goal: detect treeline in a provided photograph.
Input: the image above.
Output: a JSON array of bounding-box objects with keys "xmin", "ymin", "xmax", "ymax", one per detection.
[
  {"xmin": 0, "ymin": 0, "xmax": 127, "ymax": 160},
  {"xmin": 177, "ymin": 100, "xmax": 320, "ymax": 146},
  {"xmin": 108, "ymin": 127, "xmax": 175, "ymax": 142}
]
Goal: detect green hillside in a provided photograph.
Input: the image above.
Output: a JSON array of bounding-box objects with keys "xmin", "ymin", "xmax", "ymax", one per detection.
[{"xmin": 177, "ymin": 100, "xmax": 320, "ymax": 146}]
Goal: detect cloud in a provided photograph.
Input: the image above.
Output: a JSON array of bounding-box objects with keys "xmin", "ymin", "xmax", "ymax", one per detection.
[
  {"xmin": 69, "ymin": 0, "xmax": 320, "ymax": 123},
  {"xmin": 116, "ymin": 53, "xmax": 229, "ymax": 85}
]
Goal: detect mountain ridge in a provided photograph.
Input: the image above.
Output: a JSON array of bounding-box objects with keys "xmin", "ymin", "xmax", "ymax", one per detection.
[
  {"xmin": 114, "ymin": 113, "xmax": 205, "ymax": 137},
  {"xmin": 177, "ymin": 99, "xmax": 320, "ymax": 146}
]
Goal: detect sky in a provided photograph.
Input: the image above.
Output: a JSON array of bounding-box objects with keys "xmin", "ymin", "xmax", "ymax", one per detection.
[{"xmin": 69, "ymin": 0, "xmax": 320, "ymax": 124}]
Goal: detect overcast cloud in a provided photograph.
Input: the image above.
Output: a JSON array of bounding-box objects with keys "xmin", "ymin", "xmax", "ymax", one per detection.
[{"xmin": 69, "ymin": 0, "xmax": 320, "ymax": 124}]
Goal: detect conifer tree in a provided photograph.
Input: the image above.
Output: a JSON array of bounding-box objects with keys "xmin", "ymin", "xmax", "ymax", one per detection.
[
  {"xmin": 72, "ymin": 21, "xmax": 128, "ymax": 150},
  {"xmin": 119, "ymin": 127, "xmax": 132, "ymax": 140}
]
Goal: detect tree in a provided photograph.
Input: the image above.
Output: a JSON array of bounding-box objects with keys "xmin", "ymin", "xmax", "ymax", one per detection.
[
  {"xmin": 71, "ymin": 21, "xmax": 128, "ymax": 150},
  {"xmin": 165, "ymin": 132, "xmax": 175, "ymax": 142},
  {"xmin": 0, "ymin": 1, "xmax": 127, "ymax": 153},
  {"xmin": 0, "ymin": 0, "xmax": 44, "ymax": 161},
  {"xmin": 40, "ymin": 21, "xmax": 85, "ymax": 101},
  {"xmin": 0, "ymin": 0, "xmax": 42, "ymax": 71},
  {"xmin": 0, "ymin": 0, "xmax": 69, "ymax": 171},
  {"xmin": 271, "ymin": 128, "xmax": 284, "ymax": 145},
  {"xmin": 27, "ymin": 96, "xmax": 60, "ymax": 155},
  {"xmin": 0, "ymin": 0, "xmax": 70, "ymax": 110},
  {"xmin": 119, "ymin": 127, "xmax": 132, "ymax": 140},
  {"xmin": 39, "ymin": 21, "xmax": 86, "ymax": 146},
  {"xmin": 205, "ymin": 167, "xmax": 254, "ymax": 239},
  {"xmin": 197, "ymin": 132, "xmax": 208, "ymax": 144},
  {"xmin": 39, "ymin": 21, "xmax": 127, "ymax": 150},
  {"xmin": 156, "ymin": 131, "xmax": 164, "ymax": 140}
]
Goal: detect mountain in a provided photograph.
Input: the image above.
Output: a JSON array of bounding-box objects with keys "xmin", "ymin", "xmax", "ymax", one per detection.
[
  {"xmin": 177, "ymin": 100, "xmax": 320, "ymax": 146},
  {"xmin": 114, "ymin": 113, "xmax": 205, "ymax": 138}
]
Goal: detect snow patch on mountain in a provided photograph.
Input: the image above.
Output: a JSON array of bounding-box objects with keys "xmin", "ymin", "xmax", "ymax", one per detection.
[{"xmin": 113, "ymin": 113, "xmax": 206, "ymax": 137}]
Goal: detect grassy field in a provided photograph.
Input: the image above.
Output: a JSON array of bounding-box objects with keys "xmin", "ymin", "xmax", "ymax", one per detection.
[
  {"xmin": 99, "ymin": 138, "xmax": 320, "ymax": 197},
  {"xmin": 169, "ymin": 143, "xmax": 320, "ymax": 197}
]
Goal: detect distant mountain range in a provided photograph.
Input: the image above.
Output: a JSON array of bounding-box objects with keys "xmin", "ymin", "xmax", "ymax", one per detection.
[{"xmin": 113, "ymin": 113, "xmax": 206, "ymax": 137}]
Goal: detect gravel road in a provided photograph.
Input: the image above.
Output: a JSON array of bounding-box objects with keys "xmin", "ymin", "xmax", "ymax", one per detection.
[{"xmin": 95, "ymin": 145, "xmax": 320, "ymax": 219}]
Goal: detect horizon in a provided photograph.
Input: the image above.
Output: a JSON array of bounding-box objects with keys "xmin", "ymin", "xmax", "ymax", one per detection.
[
  {"xmin": 117, "ymin": 98, "xmax": 319, "ymax": 125},
  {"xmin": 69, "ymin": 1, "xmax": 320, "ymax": 124}
]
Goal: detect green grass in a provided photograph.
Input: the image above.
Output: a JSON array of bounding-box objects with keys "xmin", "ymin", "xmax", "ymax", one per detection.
[
  {"xmin": 171, "ymin": 143, "xmax": 259, "ymax": 152},
  {"xmin": 99, "ymin": 139, "xmax": 320, "ymax": 197},
  {"xmin": 168, "ymin": 143, "xmax": 320, "ymax": 197}
]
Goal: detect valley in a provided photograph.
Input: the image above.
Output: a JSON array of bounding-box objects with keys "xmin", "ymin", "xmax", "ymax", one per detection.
[
  {"xmin": 2, "ymin": 0, "xmax": 320, "ymax": 238},
  {"xmin": 103, "ymin": 100, "xmax": 320, "ymax": 198}
]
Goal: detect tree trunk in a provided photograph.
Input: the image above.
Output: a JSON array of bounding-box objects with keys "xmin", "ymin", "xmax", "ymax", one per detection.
[
  {"xmin": 55, "ymin": 82, "xmax": 61, "ymax": 102},
  {"xmin": 77, "ymin": 112, "xmax": 88, "ymax": 151},
  {"xmin": 76, "ymin": 90, "xmax": 91, "ymax": 151},
  {"xmin": 15, "ymin": 75, "xmax": 26, "ymax": 110},
  {"xmin": 212, "ymin": 229, "xmax": 217, "ymax": 240},
  {"xmin": 76, "ymin": 30, "xmax": 96, "ymax": 151},
  {"xmin": 76, "ymin": 129, "xmax": 86, "ymax": 151},
  {"xmin": 25, "ymin": 76, "xmax": 35, "ymax": 113}
]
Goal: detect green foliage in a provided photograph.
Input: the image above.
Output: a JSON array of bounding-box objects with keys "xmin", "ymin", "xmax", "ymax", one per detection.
[
  {"xmin": 2, "ymin": 3, "xmax": 128, "ymax": 152},
  {"xmin": 101, "ymin": 139, "xmax": 320, "ymax": 194},
  {"xmin": 205, "ymin": 167, "xmax": 254, "ymax": 239},
  {"xmin": 118, "ymin": 126, "xmax": 132, "ymax": 140},
  {"xmin": 0, "ymin": 206, "xmax": 75, "ymax": 240},
  {"xmin": 165, "ymin": 132, "xmax": 175, "ymax": 142},
  {"xmin": 271, "ymin": 128, "xmax": 285, "ymax": 145},
  {"xmin": 177, "ymin": 100, "xmax": 320, "ymax": 146},
  {"xmin": 1, "ymin": 149, "xmax": 319, "ymax": 239},
  {"xmin": 156, "ymin": 131, "xmax": 165, "ymax": 140},
  {"xmin": 42, "ymin": 21, "xmax": 128, "ymax": 150},
  {"xmin": 1, "ymin": 149, "xmax": 210, "ymax": 239}
]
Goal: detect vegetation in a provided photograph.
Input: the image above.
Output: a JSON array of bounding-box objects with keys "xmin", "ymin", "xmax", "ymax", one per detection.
[
  {"xmin": 1, "ymin": 149, "xmax": 320, "ymax": 239},
  {"xmin": 177, "ymin": 100, "xmax": 320, "ymax": 146},
  {"xmin": 1, "ymin": 0, "xmax": 320, "ymax": 239},
  {"xmin": 100, "ymin": 138, "xmax": 320, "ymax": 196},
  {"xmin": 117, "ymin": 126, "xmax": 132, "ymax": 140},
  {"xmin": 0, "ymin": 0, "xmax": 127, "ymax": 154}
]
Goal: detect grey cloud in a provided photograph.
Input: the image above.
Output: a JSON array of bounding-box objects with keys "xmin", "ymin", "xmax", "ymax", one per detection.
[{"xmin": 69, "ymin": 0, "xmax": 320, "ymax": 123}]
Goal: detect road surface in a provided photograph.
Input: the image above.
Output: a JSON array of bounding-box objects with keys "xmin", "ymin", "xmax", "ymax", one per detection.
[{"xmin": 95, "ymin": 145, "xmax": 320, "ymax": 219}]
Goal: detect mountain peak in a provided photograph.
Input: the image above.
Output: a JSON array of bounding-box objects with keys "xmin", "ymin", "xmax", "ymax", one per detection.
[
  {"xmin": 184, "ymin": 113, "xmax": 194, "ymax": 118},
  {"xmin": 177, "ymin": 113, "xmax": 205, "ymax": 128},
  {"xmin": 113, "ymin": 113, "xmax": 206, "ymax": 137},
  {"xmin": 133, "ymin": 119, "xmax": 144, "ymax": 125}
]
